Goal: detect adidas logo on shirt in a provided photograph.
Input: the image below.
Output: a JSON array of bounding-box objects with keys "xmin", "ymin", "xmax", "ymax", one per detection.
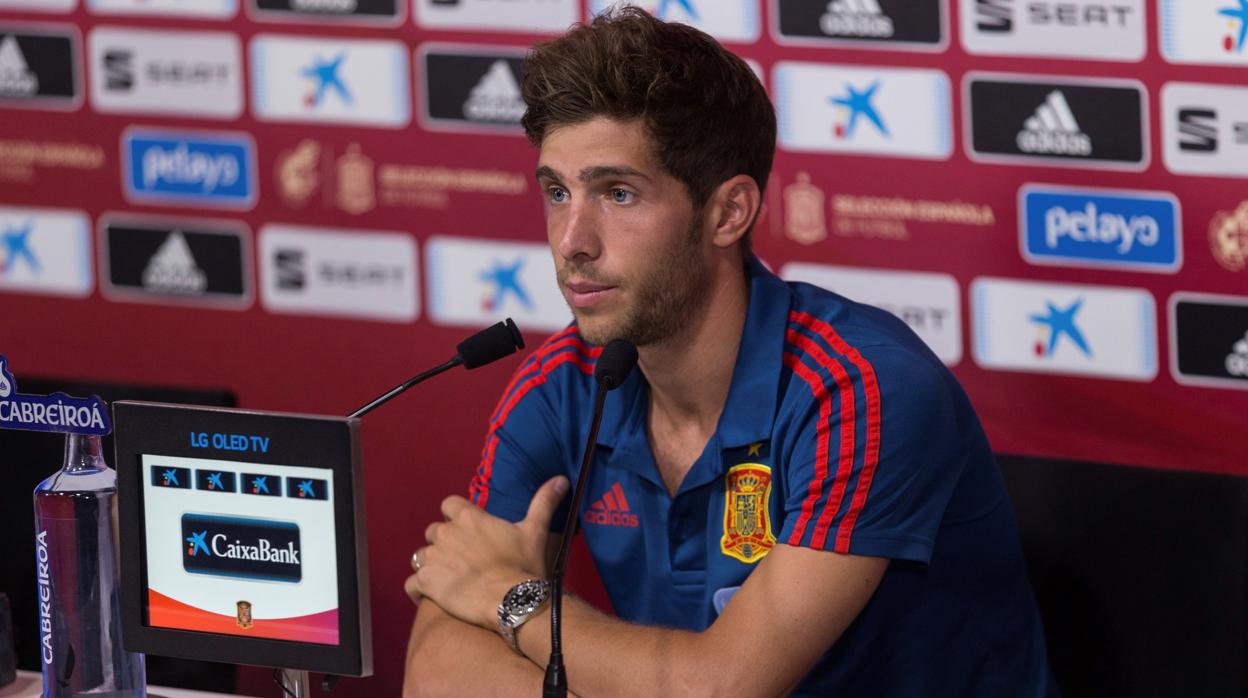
[
  {"xmin": 583, "ymin": 482, "xmax": 639, "ymax": 528},
  {"xmin": 820, "ymin": 0, "xmax": 895, "ymax": 38},
  {"xmin": 1016, "ymin": 90, "xmax": 1092, "ymax": 156}
]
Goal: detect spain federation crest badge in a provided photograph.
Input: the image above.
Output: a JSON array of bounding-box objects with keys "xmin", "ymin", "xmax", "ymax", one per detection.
[{"xmin": 720, "ymin": 463, "xmax": 776, "ymax": 564}]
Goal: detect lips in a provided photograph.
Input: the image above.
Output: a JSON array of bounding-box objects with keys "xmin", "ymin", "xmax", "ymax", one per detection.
[{"xmin": 564, "ymin": 278, "xmax": 617, "ymax": 309}]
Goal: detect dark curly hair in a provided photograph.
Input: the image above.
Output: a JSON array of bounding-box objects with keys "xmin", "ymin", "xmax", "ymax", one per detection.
[{"xmin": 520, "ymin": 7, "xmax": 776, "ymax": 251}]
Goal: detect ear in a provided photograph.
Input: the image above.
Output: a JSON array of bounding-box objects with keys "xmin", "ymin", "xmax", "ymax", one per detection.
[{"xmin": 707, "ymin": 175, "xmax": 762, "ymax": 251}]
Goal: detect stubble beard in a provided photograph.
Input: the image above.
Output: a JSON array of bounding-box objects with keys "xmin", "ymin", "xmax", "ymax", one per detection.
[{"xmin": 568, "ymin": 215, "xmax": 711, "ymax": 348}]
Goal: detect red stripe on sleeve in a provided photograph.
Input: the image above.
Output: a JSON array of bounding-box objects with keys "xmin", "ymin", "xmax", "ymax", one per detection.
[
  {"xmin": 781, "ymin": 351, "xmax": 833, "ymax": 547},
  {"xmin": 785, "ymin": 326, "xmax": 858, "ymax": 550},
  {"xmin": 790, "ymin": 310, "xmax": 883, "ymax": 554}
]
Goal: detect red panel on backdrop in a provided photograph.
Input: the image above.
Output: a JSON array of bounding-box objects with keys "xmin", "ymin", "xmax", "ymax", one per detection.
[{"xmin": 2, "ymin": 1, "xmax": 1246, "ymax": 694}]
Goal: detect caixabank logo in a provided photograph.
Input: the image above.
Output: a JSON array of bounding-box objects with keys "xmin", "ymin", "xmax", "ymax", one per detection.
[
  {"xmin": 1161, "ymin": 0, "xmax": 1248, "ymax": 66},
  {"xmin": 85, "ymin": 0, "xmax": 238, "ymax": 17},
  {"xmin": 251, "ymin": 34, "xmax": 410, "ymax": 128},
  {"xmin": 590, "ymin": 0, "xmax": 760, "ymax": 43},
  {"xmin": 122, "ymin": 128, "xmax": 257, "ymax": 209},
  {"xmin": 249, "ymin": 0, "xmax": 403, "ymax": 24},
  {"xmin": 774, "ymin": 62, "xmax": 952, "ymax": 160},
  {"xmin": 1170, "ymin": 293, "xmax": 1248, "ymax": 390},
  {"xmin": 424, "ymin": 235, "xmax": 570, "ymax": 331},
  {"xmin": 101, "ymin": 215, "xmax": 251, "ymax": 308},
  {"xmin": 1019, "ymin": 184, "xmax": 1181, "ymax": 273},
  {"xmin": 0, "ymin": 205, "xmax": 92, "ymax": 298},
  {"xmin": 965, "ymin": 74, "xmax": 1147, "ymax": 170},
  {"xmin": 961, "ymin": 0, "xmax": 1145, "ymax": 61},
  {"xmin": 0, "ymin": 25, "xmax": 81, "ymax": 110},
  {"xmin": 182, "ymin": 513, "xmax": 302, "ymax": 583},
  {"xmin": 419, "ymin": 45, "xmax": 526, "ymax": 134},
  {"xmin": 88, "ymin": 27, "xmax": 242, "ymax": 119},
  {"xmin": 1162, "ymin": 82, "xmax": 1248, "ymax": 178},
  {"xmin": 772, "ymin": 0, "xmax": 945, "ymax": 50}
]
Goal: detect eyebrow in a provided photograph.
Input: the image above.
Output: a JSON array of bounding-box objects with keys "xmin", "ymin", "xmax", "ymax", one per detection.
[{"xmin": 535, "ymin": 165, "xmax": 651, "ymax": 183}]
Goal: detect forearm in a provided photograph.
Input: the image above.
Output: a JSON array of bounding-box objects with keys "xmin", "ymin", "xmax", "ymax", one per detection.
[
  {"xmin": 404, "ymin": 600, "xmax": 548, "ymax": 698},
  {"xmin": 515, "ymin": 595, "xmax": 715, "ymax": 698}
]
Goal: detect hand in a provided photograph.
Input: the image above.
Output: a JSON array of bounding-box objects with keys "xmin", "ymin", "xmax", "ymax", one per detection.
[{"xmin": 405, "ymin": 476, "xmax": 569, "ymax": 630}]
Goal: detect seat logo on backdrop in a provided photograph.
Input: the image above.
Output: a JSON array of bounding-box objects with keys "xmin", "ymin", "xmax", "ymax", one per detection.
[
  {"xmin": 122, "ymin": 130, "xmax": 256, "ymax": 209},
  {"xmin": 966, "ymin": 74, "xmax": 1147, "ymax": 169},
  {"xmin": 424, "ymin": 236, "xmax": 571, "ymax": 332},
  {"xmin": 0, "ymin": 206, "xmax": 92, "ymax": 298},
  {"xmin": 1162, "ymin": 82, "xmax": 1248, "ymax": 177},
  {"xmin": 88, "ymin": 28, "xmax": 242, "ymax": 119},
  {"xmin": 961, "ymin": 0, "xmax": 1145, "ymax": 60},
  {"xmin": 1170, "ymin": 293, "xmax": 1248, "ymax": 390},
  {"xmin": 0, "ymin": 28, "xmax": 80, "ymax": 109},
  {"xmin": 1160, "ymin": 0, "xmax": 1248, "ymax": 66},
  {"xmin": 774, "ymin": 62, "xmax": 952, "ymax": 159},
  {"xmin": 250, "ymin": 34, "xmax": 409, "ymax": 127},
  {"xmin": 1020, "ymin": 185, "xmax": 1181, "ymax": 273},
  {"xmin": 971, "ymin": 277, "xmax": 1157, "ymax": 381},
  {"xmin": 419, "ymin": 46, "xmax": 526, "ymax": 133},
  {"xmin": 772, "ymin": 0, "xmax": 944, "ymax": 49},
  {"xmin": 589, "ymin": 0, "xmax": 761, "ymax": 42}
]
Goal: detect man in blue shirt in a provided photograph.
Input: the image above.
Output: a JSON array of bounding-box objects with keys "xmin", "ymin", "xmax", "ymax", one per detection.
[{"xmin": 404, "ymin": 8, "xmax": 1052, "ymax": 696}]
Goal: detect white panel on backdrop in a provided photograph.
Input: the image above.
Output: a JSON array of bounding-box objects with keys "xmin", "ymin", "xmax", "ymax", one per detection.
[
  {"xmin": 972, "ymin": 277, "xmax": 1157, "ymax": 381},
  {"xmin": 0, "ymin": 0, "xmax": 77, "ymax": 11},
  {"xmin": 1162, "ymin": 82, "xmax": 1248, "ymax": 178},
  {"xmin": 1160, "ymin": 0, "xmax": 1248, "ymax": 65},
  {"xmin": 781, "ymin": 263, "xmax": 962, "ymax": 365},
  {"xmin": 0, "ymin": 206, "xmax": 91, "ymax": 298},
  {"xmin": 425, "ymin": 236, "xmax": 571, "ymax": 332},
  {"xmin": 260, "ymin": 225, "xmax": 419, "ymax": 322},
  {"xmin": 959, "ymin": 0, "xmax": 1146, "ymax": 61},
  {"xmin": 251, "ymin": 35, "xmax": 410, "ymax": 128},
  {"xmin": 773, "ymin": 62, "xmax": 952, "ymax": 160},
  {"xmin": 589, "ymin": 0, "xmax": 761, "ymax": 43},
  {"xmin": 413, "ymin": 0, "xmax": 579, "ymax": 34},
  {"xmin": 89, "ymin": 28, "xmax": 243, "ymax": 119},
  {"xmin": 87, "ymin": 0, "xmax": 238, "ymax": 17}
]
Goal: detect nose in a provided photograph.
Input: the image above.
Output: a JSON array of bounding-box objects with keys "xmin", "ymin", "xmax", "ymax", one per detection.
[{"xmin": 552, "ymin": 197, "xmax": 602, "ymax": 263}]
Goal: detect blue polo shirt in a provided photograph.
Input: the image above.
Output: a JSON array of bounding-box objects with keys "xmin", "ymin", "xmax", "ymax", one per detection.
[{"xmin": 469, "ymin": 257, "xmax": 1053, "ymax": 696}]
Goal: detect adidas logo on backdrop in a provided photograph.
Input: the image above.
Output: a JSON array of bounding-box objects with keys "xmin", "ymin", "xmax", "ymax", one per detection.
[{"xmin": 1016, "ymin": 90, "xmax": 1092, "ymax": 156}]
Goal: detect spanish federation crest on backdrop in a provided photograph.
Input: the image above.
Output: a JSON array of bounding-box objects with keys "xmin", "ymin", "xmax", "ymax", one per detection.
[{"xmin": 0, "ymin": 354, "xmax": 111, "ymax": 435}]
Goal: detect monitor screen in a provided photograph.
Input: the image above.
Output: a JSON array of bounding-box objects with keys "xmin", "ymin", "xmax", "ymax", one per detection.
[{"xmin": 141, "ymin": 454, "xmax": 339, "ymax": 645}]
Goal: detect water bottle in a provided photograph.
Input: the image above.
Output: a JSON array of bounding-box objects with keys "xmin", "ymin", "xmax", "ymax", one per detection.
[{"xmin": 33, "ymin": 432, "xmax": 145, "ymax": 697}]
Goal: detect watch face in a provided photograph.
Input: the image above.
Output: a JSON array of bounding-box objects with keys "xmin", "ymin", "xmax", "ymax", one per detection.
[{"xmin": 505, "ymin": 580, "xmax": 549, "ymax": 615}]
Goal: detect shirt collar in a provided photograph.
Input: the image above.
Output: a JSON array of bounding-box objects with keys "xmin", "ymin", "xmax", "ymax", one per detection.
[{"xmin": 596, "ymin": 255, "xmax": 790, "ymax": 452}]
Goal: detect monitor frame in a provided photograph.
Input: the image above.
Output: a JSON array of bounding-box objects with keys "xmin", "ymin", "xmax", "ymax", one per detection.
[{"xmin": 114, "ymin": 401, "xmax": 372, "ymax": 676}]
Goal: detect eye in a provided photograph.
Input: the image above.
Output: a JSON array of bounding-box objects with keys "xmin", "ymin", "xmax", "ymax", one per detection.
[
  {"xmin": 548, "ymin": 186, "xmax": 569, "ymax": 204},
  {"xmin": 610, "ymin": 188, "xmax": 635, "ymax": 204}
]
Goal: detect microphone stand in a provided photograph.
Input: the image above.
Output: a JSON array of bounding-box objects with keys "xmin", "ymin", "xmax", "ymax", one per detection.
[
  {"xmin": 347, "ymin": 357, "xmax": 463, "ymax": 419},
  {"xmin": 543, "ymin": 384, "xmax": 607, "ymax": 698}
]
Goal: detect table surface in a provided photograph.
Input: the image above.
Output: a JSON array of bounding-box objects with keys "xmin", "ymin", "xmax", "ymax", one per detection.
[{"xmin": 0, "ymin": 670, "xmax": 241, "ymax": 698}]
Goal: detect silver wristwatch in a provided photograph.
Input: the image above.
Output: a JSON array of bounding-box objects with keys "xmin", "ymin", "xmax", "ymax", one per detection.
[{"xmin": 497, "ymin": 579, "xmax": 551, "ymax": 654}]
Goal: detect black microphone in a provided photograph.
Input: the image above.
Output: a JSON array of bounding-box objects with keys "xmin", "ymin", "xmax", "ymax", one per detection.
[
  {"xmin": 348, "ymin": 318, "xmax": 525, "ymax": 419},
  {"xmin": 544, "ymin": 339, "xmax": 638, "ymax": 698}
]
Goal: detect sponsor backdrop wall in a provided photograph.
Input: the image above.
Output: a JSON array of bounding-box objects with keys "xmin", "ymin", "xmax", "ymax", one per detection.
[{"xmin": 1, "ymin": 0, "xmax": 1246, "ymax": 693}]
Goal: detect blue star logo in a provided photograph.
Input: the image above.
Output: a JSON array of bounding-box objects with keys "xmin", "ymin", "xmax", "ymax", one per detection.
[
  {"xmin": 252, "ymin": 476, "xmax": 269, "ymax": 494},
  {"xmin": 1220, "ymin": 1, "xmax": 1248, "ymax": 53},
  {"xmin": 207, "ymin": 472, "xmax": 224, "ymax": 490},
  {"xmin": 301, "ymin": 53, "xmax": 352, "ymax": 108},
  {"xmin": 1, "ymin": 221, "xmax": 39, "ymax": 275},
  {"xmin": 480, "ymin": 258, "xmax": 533, "ymax": 312},
  {"xmin": 830, "ymin": 81, "xmax": 888, "ymax": 139},
  {"xmin": 1030, "ymin": 299, "xmax": 1091, "ymax": 358},
  {"xmin": 656, "ymin": 0, "xmax": 698, "ymax": 20},
  {"xmin": 162, "ymin": 469, "xmax": 179, "ymax": 487},
  {"xmin": 298, "ymin": 480, "xmax": 315, "ymax": 498},
  {"xmin": 186, "ymin": 531, "xmax": 209, "ymax": 557}
]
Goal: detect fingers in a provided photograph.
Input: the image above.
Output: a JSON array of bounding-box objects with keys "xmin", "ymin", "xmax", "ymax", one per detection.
[
  {"xmin": 411, "ymin": 546, "xmax": 429, "ymax": 572},
  {"xmin": 404, "ymin": 573, "xmax": 422, "ymax": 604},
  {"xmin": 440, "ymin": 495, "xmax": 474, "ymax": 522},
  {"xmin": 425, "ymin": 521, "xmax": 440, "ymax": 545},
  {"xmin": 522, "ymin": 476, "xmax": 570, "ymax": 533}
]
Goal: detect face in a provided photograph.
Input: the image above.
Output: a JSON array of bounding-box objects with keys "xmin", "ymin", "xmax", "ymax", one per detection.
[{"xmin": 536, "ymin": 117, "xmax": 711, "ymax": 347}]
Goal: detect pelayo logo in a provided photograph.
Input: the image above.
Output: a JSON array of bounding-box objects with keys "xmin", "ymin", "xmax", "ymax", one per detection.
[
  {"xmin": 0, "ymin": 354, "xmax": 110, "ymax": 436},
  {"xmin": 1020, "ymin": 184, "xmax": 1181, "ymax": 273},
  {"xmin": 182, "ymin": 513, "xmax": 302, "ymax": 583},
  {"xmin": 123, "ymin": 129, "xmax": 256, "ymax": 209}
]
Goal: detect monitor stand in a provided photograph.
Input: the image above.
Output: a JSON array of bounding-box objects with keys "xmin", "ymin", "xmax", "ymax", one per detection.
[{"xmin": 278, "ymin": 668, "xmax": 310, "ymax": 697}]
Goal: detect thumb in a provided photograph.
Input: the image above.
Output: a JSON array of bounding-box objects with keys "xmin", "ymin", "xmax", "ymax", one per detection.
[{"xmin": 522, "ymin": 476, "xmax": 570, "ymax": 533}]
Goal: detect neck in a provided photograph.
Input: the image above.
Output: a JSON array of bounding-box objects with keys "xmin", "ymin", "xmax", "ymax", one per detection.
[{"xmin": 638, "ymin": 255, "xmax": 750, "ymax": 431}]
